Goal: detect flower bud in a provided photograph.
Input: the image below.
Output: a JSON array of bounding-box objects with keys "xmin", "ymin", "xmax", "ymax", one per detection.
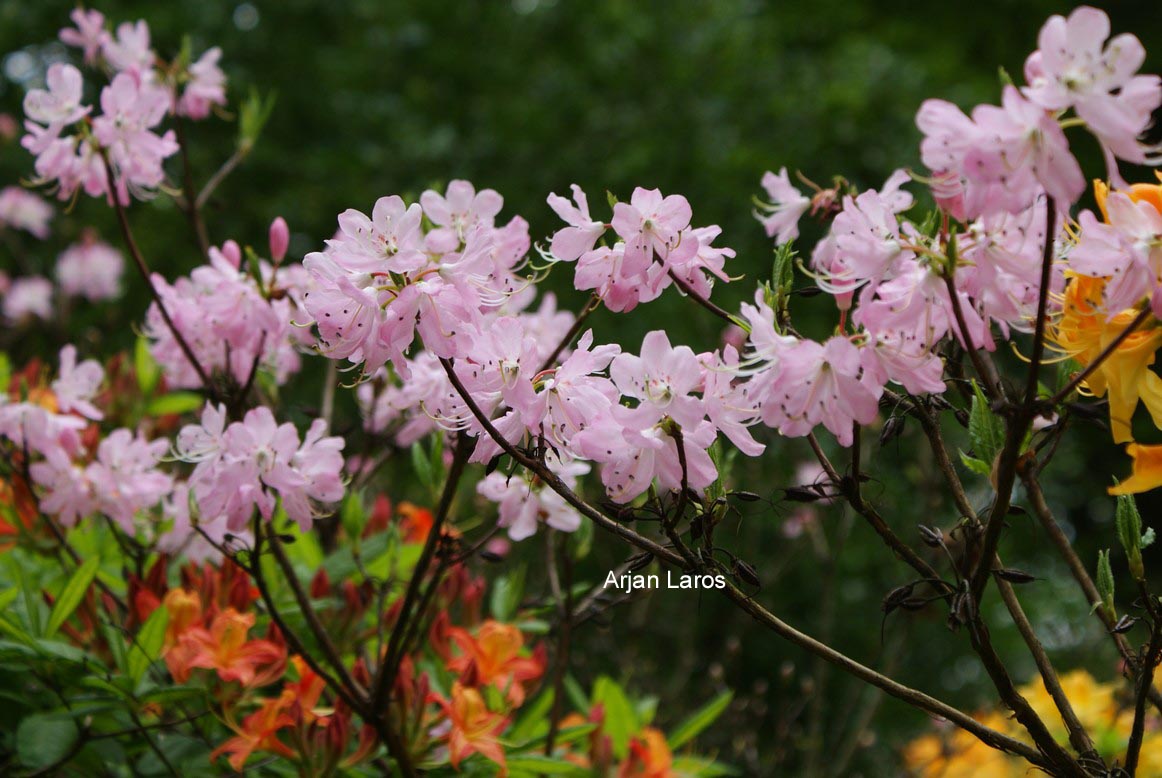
[
  {"xmin": 269, "ymin": 216, "xmax": 289, "ymax": 263},
  {"xmin": 220, "ymin": 239, "xmax": 242, "ymax": 268}
]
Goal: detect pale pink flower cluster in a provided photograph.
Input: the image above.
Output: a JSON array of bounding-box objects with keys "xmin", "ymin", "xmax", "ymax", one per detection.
[
  {"xmin": 1, "ymin": 276, "xmax": 54, "ymax": 321},
  {"xmin": 145, "ymin": 237, "xmax": 308, "ymax": 389},
  {"xmin": 301, "ymin": 182, "xmax": 536, "ymax": 378},
  {"xmin": 0, "ymin": 186, "xmax": 53, "ymax": 238},
  {"xmin": 175, "ymin": 404, "xmax": 346, "ymax": 532},
  {"xmin": 477, "ymin": 454, "xmax": 588, "ymax": 541},
  {"xmin": 546, "ymin": 185, "xmax": 735, "ymax": 311},
  {"xmin": 21, "ymin": 11, "xmax": 228, "ymax": 204},
  {"xmin": 0, "ymin": 347, "xmax": 172, "ymax": 533},
  {"xmin": 55, "ymin": 232, "xmax": 125, "ymax": 302}
]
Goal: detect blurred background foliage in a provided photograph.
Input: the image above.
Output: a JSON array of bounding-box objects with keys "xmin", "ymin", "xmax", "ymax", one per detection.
[{"xmin": 3, "ymin": 1, "xmax": 1162, "ymax": 774}]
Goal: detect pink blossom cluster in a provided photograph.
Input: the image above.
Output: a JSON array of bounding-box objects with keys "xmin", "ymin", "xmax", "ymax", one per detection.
[
  {"xmin": 20, "ymin": 10, "xmax": 227, "ymax": 204},
  {"xmin": 56, "ymin": 231, "xmax": 125, "ymax": 302},
  {"xmin": 1, "ymin": 275, "xmax": 54, "ymax": 321},
  {"xmin": 301, "ymin": 182, "xmax": 537, "ymax": 378},
  {"xmin": 0, "ymin": 346, "xmax": 173, "ymax": 533},
  {"xmin": 0, "ymin": 186, "xmax": 53, "ymax": 239},
  {"xmin": 144, "ymin": 234, "xmax": 309, "ymax": 390},
  {"xmin": 547, "ymin": 185, "xmax": 735, "ymax": 311},
  {"xmin": 175, "ymin": 403, "xmax": 345, "ymax": 532}
]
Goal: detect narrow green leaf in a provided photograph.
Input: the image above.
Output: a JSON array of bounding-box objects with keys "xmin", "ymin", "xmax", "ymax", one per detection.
[
  {"xmin": 128, "ymin": 604, "xmax": 170, "ymax": 684},
  {"xmin": 668, "ymin": 690, "xmax": 734, "ymax": 749},
  {"xmin": 146, "ymin": 392, "xmax": 205, "ymax": 417},
  {"xmin": 967, "ymin": 380, "xmax": 1004, "ymax": 466},
  {"xmin": 958, "ymin": 451, "xmax": 992, "ymax": 477},
  {"xmin": 135, "ymin": 337, "xmax": 159, "ymax": 395},
  {"xmin": 45, "ymin": 557, "xmax": 100, "ymax": 638},
  {"xmin": 592, "ymin": 676, "xmax": 637, "ymax": 759}
]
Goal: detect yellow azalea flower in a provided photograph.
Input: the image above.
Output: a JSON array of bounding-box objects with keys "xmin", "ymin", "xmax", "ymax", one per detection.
[
  {"xmin": 1108, "ymin": 442, "xmax": 1162, "ymax": 495},
  {"xmin": 1050, "ymin": 179, "xmax": 1162, "ymax": 443}
]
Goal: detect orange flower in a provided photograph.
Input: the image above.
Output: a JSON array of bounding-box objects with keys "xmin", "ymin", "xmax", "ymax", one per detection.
[
  {"xmin": 397, "ymin": 501, "xmax": 434, "ymax": 543},
  {"xmin": 162, "ymin": 588, "xmax": 203, "ymax": 645},
  {"xmin": 435, "ymin": 682, "xmax": 509, "ymax": 776},
  {"xmin": 618, "ymin": 728, "xmax": 674, "ymax": 778},
  {"xmin": 170, "ymin": 608, "xmax": 286, "ymax": 686},
  {"xmin": 448, "ymin": 620, "xmax": 544, "ymax": 706},
  {"xmin": 211, "ymin": 694, "xmax": 296, "ymax": 772},
  {"xmin": 284, "ymin": 656, "xmax": 328, "ymax": 725}
]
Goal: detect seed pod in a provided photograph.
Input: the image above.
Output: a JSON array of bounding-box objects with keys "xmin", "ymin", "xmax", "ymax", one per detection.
[
  {"xmin": 784, "ymin": 486, "xmax": 824, "ymax": 503},
  {"xmin": 879, "ymin": 415, "xmax": 906, "ymax": 446},
  {"xmin": 1111, "ymin": 614, "xmax": 1138, "ymax": 634},
  {"xmin": 733, "ymin": 559, "xmax": 760, "ymax": 587},
  {"xmin": 731, "ymin": 491, "xmax": 762, "ymax": 502},
  {"xmin": 993, "ymin": 568, "xmax": 1037, "ymax": 584},
  {"xmin": 917, "ymin": 524, "xmax": 944, "ymax": 548}
]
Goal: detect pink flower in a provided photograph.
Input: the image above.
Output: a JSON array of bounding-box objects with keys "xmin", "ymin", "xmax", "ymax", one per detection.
[
  {"xmin": 85, "ymin": 429, "xmax": 172, "ymax": 532},
  {"xmin": 700, "ymin": 348, "xmax": 764, "ymax": 456},
  {"xmin": 751, "ymin": 336, "xmax": 881, "ymax": 447},
  {"xmin": 3, "ymin": 276, "xmax": 53, "ymax": 321},
  {"xmin": 101, "ymin": 20, "xmax": 154, "ymax": 74},
  {"xmin": 23, "ymin": 63, "xmax": 89, "ymax": 128},
  {"xmin": 0, "ymin": 186, "xmax": 53, "ymax": 239},
  {"xmin": 609, "ymin": 330, "xmax": 704, "ymax": 429},
  {"xmin": 421, "ymin": 180, "xmax": 504, "ymax": 254},
  {"xmin": 30, "ymin": 448, "xmax": 93, "ymax": 527},
  {"xmin": 59, "ymin": 8, "xmax": 109, "ymax": 64},
  {"xmin": 52, "ymin": 345, "xmax": 104, "ymax": 421},
  {"xmin": 547, "ymin": 184, "xmax": 606, "ymax": 261},
  {"xmin": 1023, "ymin": 7, "xmax": 1162, "ymax": 165},
  {"xmin": 755, "ymin": 168, "xmax": 810, "ymax": 244},
  {"xmin": 917, "ymin": 86, "xmax": 1084, "ymax": 217},
  {"xmin": 178, "ymin": 405, "xmax": 345, "ymax": 531},
  {"xmin": 611, "ymin": 187, "xmax": 693, "ymax": 267},
  {"xmin": 477, "ymin": 454, "xmax": 587, "ymax": 541},
  {"xmin": 92, "ymin": 72, "xmax": 179, "ymax": 200},
  {"xmin": 327, "ymin": 195, "xmax": 426, "ymax": 274},
  {"xmin": 535, "ymin": 329, "xmax": 621, "ymax": 453},
  {"xmin": 178, "ymin": 47, "xmax": 228, "ymax": 120},
  {"xmin": 56, "ymin": 234, "xmax": 124, "ymax": 301},
  {"xmin": 668, "ymin": 224, "xmax": 735, "ymax": 300},
  {"xmin": 1069, "ymin": 192, "xmax": 1162, "ymax": 315}
]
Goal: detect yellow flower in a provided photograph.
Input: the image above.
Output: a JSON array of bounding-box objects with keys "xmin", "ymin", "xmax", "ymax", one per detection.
[{"xmin": 1108, "ymin": 442, "xmax": 1162, "ymax": 495}]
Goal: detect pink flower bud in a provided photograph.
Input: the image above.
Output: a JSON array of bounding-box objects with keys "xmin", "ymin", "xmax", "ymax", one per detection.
[
  {"xmin": 269, "ymin": 216, "xmax": 289, "ymax": 263},
  {"xmin": 220, "ymin": 239, "xmax": 242, "ymax": 268}
]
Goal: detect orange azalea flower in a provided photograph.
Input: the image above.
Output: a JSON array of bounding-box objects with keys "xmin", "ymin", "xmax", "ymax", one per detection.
[
  {"xmin": 618, "ymin": 728, "xmax": 674, "ymax": 778},
  {"xmin": 435, "ymin": 681, "xmax": 509, "ymax": 776},
  {"xmin": 397, "ymin": 501, "xmax": 434, "ymax": 543},
  {"xmin": 211, "ymin": 693, "xmax": 296, "ymax": 772},
  {"xmin": 284, "ymin": 656, "xmax": 328, "ymax": 725},
  {"xmin": 170, "ymin": 608, "xmax": 286, "ymax": 686},
  {"xmin": 0, "ymin": 476, "xmax": 37, "ymax": 551},
  {"xmin": 447, "ymin": 620, "xmax": 544, "ymax": 706}
]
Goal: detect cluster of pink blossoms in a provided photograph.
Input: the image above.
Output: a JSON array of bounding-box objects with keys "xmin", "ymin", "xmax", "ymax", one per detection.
[
  {"xmin": 175, "ymin": 403, "xmax": 345, "ymax": 533},
  {"xmin": 299, "ymin": 6, "xmax": 1162, "ymax": 544},
  {"xmin": 0, "ymin": 346, "xmax": 171, "ymax": 533},
  {"xmin": 547, "ymin": 185, "xmax": 735, "ymax": 311},
  {"xmin": 145, "ymin": 222, "xmax": 311, "ymax": 389},
  {"xmin": 21, "ymin": 9, "xmax": 226, "ymax": 204}
]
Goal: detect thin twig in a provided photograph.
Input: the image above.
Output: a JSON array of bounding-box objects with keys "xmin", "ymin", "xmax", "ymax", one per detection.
[
  {"xmin": 1049, "ymin": 308, "xmax": 1152, "ymax": 406},
  {"xmin": 538, "ymin": 292, "xmax": 601, "ymax": 372},
  {"xmin": 173, "ymin": 116, "xmax": 210, "ymax": 256},
  {"xmin": 99, "ymin": 150, "xmax": 215, "ymax": 394}
]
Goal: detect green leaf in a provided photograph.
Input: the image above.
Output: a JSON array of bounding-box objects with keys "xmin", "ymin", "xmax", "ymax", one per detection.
[
  {"xmin": 0, "ymin": 352, "xmax": 10, "ymax": 394},
  {"xmin": 1096, "ymin": 549, "xmax": 1116, "ymax": 620},
  {"xmin": 411, "ymin": 440, "xmax": 435, "ymax": 494},
  {"xmin": 340, "ymin": 491, "xmax": 367, "ymax": 540},
  {"xmin": 134, "ymin": 337, "xmax": 159, "ymax": 396},
  {"xmin": 671, "ymin": 756, "xmax": 740, "ymax": 777},
  {"xmin": 958, "ymin": 451, "xmax": 992, "ymax": 477},
  {"xmin": 17, "ymin": 713, "xmax": 79, "ymax": 770},
  {"xmin": 238, "ymin": 88, "xmax": 277, "ymax": 153},
  {"xmin": 1115, "ymin": 489, "xmax": 1145, "ymax": 580},
  {"xmin": 967, "ymin": 380, "xmax": 1004, "ymax": 467},
  {"xmin": 490, "ymin": 565, "xmax": 526, "ymax": 622},
  {"xmin": 507, "ymin": 689, "xmax": 555, "ymax": 745},
  {"xmin": 146, "ymin": 392, "xmax": 205, "ymax": 417},
  {"xmin": 592, "ymin": 676, "xmax": 637, "ymax": 759},
  {"xmin": 45, "ymin": 557, "xmax": 100, "ymax": 638},
  {"xmin": 504, "ymin": 755, "xmax": 588, "ymax": 775},
  {"xmin": 128, "ymin": 604, "xmax": 169, "ymax": 684},
  {"xmin": 668, "ymin": 690, "xmax": 734, "ymax": 749}
]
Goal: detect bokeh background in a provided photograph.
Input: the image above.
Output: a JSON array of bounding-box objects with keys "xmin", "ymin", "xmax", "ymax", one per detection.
[{"xmin": 3, "ymin": 1, "xmax": 1161, "ymax": 774}]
